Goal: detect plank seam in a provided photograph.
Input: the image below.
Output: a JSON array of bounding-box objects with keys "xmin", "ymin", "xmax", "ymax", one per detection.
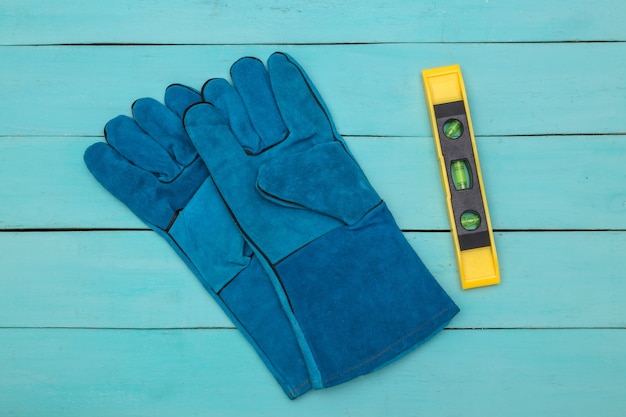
[
  {"xmin": 2, "ymin": 229, "xmax": 626, "ymax": 233},
  {"xmin": 1, "ymin": 327, "xmax": 623, "ymax": 331},
  {"xmin": 2, "ymin": 40, "xmax": 625, "ymax": 47}
]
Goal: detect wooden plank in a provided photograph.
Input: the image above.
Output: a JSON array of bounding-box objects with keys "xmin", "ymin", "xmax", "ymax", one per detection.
[
  {"xmin": 0, "ymin": 328, "xmax": 624, "ymax": 417},
  {"xmin": 0, "ymin": 230, "xmax": 225, "ymax": 329},
  {"xmin": 1, "ymin": 0, "xmax": 624, "ymax": 45},
  {"xmin": 429, "ymin": 231, "xmax": 626, "ymax": 329},
  {"xmin": 1, "ymin": 231, "xmax": 624, "ymax": 329},
  {"xmin": 1, "ymin": 43, "xmax": 625, "ymax": 137},
  {"xmin": 2, "ymin": 136, "xmax": 625, "ymax": 231}
]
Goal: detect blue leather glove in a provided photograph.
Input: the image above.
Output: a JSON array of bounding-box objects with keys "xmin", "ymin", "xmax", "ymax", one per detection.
[
  {"xmin": 183, "ymin": 52, "xmax": 460, "ymax": 389},
  {"xmin": 83, "ymin": 85, "xmax": 312, "ymax": 399}
]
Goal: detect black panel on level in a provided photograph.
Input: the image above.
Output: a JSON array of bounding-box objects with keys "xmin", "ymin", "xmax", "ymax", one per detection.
[{"xmin": 434, "ymin": 101, "xmax": 491, "ymax": 251}]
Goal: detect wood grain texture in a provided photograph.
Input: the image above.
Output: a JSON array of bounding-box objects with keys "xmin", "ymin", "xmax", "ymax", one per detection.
[
  {"xmin": 1, "ymin": 231, "xmax": 624, "ymax": 329},
  {"xmin": 1, "ymin": 0, "xmax": 625, "ymax": 44},
  {"xmin": 2, "ymin": 136, "xmax": 625, "ymax": 230},
  {"xmin": 0, "ymin": 328, "xmax": 624, "ymax": 417},
  {"xmin": 1, "ymin": 44, "xmax": 625, "ymax": 137}
]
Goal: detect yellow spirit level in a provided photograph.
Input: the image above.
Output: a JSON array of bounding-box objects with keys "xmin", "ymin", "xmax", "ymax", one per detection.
[{"xmin": 422, "ymin": 65, "xmax": 500, "ymax": 290}]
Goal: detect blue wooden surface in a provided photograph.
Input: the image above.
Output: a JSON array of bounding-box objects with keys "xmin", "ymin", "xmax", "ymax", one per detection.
[{"xmin": 1, "ymin": 1, "xmax": 625, "ymax": 416}]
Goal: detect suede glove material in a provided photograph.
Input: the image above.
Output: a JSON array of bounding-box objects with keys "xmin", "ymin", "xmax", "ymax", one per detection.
[
  {"xmin": 83, "ymin": 85, "xmax": 312, "ymax": 399},
  {"xmin": 183, "ymin": 52, "xmax": 460, "ymax": 389}
]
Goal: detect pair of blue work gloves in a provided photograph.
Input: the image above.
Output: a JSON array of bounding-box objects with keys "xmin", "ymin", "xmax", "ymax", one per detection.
[{"xmin": 84, "ymin": 52, "xmax": 459, "ymax": 399}]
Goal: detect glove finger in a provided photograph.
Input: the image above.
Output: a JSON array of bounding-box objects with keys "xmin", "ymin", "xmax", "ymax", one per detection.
[
  {"xmin": 132, "ymin": 97, "xmax": 197, "ymax": 166},
  {"xmin": 84, "ymin": 142, "xmax": 175, "ymax": 229},
  {"xmin": 165, "ymin": 84, "xmax": 202, "ymax": 119},
  {"xmin": 183, "ymin": 102, "xmax": 249, "ymax": 172},
  {"xmin": 268, "ymin": 52, "xmax": 338, "ymax": 143},
  {"xmin": 230, "ymin": 57, "xmax": 288, "ymax": 149},
  {"xmin": 104, "ymin": 115, "xmax": 180, "ymax": 181},
  {"xmin": 202, "ymin": 78, "xmax": 264, "ymax": 155}
]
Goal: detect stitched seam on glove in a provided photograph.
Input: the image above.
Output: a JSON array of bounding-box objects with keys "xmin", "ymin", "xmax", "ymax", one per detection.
[{"xmin": 320, "ymin": 305, "xmax": 457, "ymax": 386}]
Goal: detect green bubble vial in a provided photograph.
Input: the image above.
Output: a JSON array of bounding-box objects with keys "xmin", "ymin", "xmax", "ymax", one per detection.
[
  {"xmin": 460, "ymin": 211, "xmax": 481, "ymax": 231},
  {"xmin": 443, "ymin": 119, "xmax": 463, "ymax": 139},
  {"xmin": 451, "ymin": 159, "xmax": 472, "ymax": 190}
]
